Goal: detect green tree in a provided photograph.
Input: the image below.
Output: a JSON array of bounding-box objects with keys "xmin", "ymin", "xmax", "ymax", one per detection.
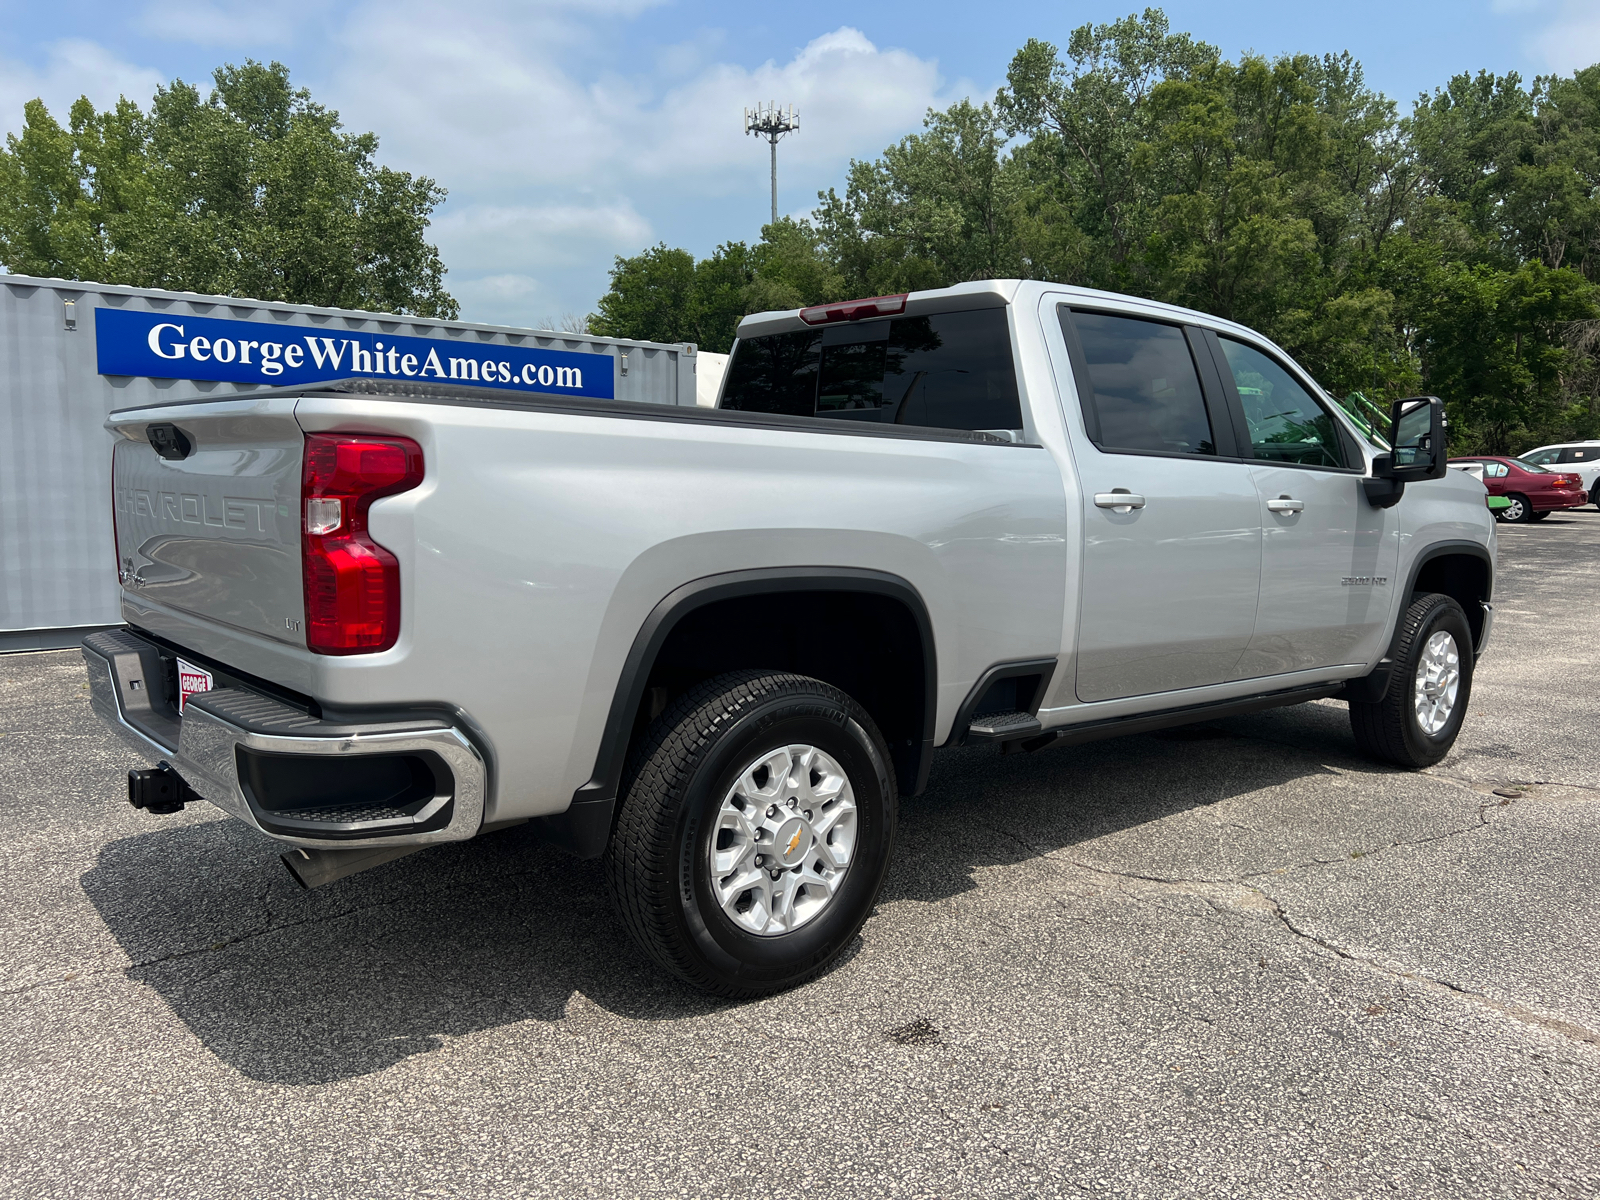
[
  {"xmin": 591, "ymin": 221, "xmax": 841, "ymax": 351},
  {"xmin": 591, "ymin": 9, "xmax": 1600, "ymax": 450},
  {"xmin": 0, "ymin": 60, "xmax": 457, "ymax": 317},
  {"xmin": 813, "ymin": 100, "xmax": 1020, "ymax": 294}
]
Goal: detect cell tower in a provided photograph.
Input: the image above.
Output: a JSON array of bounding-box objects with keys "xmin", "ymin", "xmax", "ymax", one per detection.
[{"xmin": 744, "ymin": 102, "xmax": 799, "ymax": 226}]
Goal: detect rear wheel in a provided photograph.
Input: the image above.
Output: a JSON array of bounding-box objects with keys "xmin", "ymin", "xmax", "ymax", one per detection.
[
  {"xmin": 1350, "ymin": 592, "xmax": 1474, "ymax": 769},
  {"xmin": 1530, "ymin": 509, "xmax": 1551, "ymax": 521},
  {"xmin": 606, "ymin": 670, "xmax": 898, "ymax": 997},
  {"xmin": 1497, "ymin": 493, "xmax": 1532, "ymax": 523},
  {"xmin": 1590, "ymin": 483, "xmax": 1600, "ymax": 511}
]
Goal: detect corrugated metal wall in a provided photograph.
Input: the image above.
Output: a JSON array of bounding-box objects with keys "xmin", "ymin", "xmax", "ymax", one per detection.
[{"xmin": 0, "ymin": 275, "xmax": 697, "ymax": 648}]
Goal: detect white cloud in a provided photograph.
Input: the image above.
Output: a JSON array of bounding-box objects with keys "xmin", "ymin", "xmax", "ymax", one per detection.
[
  {"xmin": 324, "ymin": 5, "xmax": 963, "ymax": 197},
  {"xmin": 137, "ymin": 1, "xmax": 309, "ymax": 45},
  {"xmin": 309, "ymin": 3, "xmax": 967, "ymax": 321},
  {"xmin": 0, "ymin": 40, "xmax": 165, "ymax": 135},
  {"xmin": 431, "ymin": 202, "xmax": 652, "ymax": 273},
  {"xmin": 1523, "ymin": 1, "xmax": 1600, "ymax": 73}
]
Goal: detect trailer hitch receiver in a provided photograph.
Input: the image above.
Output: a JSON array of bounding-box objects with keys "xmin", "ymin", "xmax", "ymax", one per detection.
[{"xmin": 128, "ymin": 762, "xmax": 201, "ymax": 815}]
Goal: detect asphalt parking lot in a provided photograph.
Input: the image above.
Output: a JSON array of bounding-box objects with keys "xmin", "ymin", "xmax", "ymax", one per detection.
[{"xmin": 3, "ymin": 513, "xmax": 1598, "ymax": 1199}]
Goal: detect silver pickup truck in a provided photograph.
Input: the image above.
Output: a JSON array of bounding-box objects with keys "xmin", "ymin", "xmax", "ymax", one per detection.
[{"xmin": 84, "ymin": 280, "xmax": 1495, "ymax": 996}]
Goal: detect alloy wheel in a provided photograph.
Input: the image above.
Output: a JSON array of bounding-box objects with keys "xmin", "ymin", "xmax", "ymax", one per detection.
[
  {"xmin": 1413, "ymin": 630, "xmax": 1461, "ymax": 736},
  {"xmin": 708, "ymin": 744, "xmax": 858, "ymax": 936}
]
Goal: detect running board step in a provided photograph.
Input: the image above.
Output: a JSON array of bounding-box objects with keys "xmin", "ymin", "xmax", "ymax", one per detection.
[{"xmin": 966, "ymin": 711, "xmax": 1043, "ymax": 741}]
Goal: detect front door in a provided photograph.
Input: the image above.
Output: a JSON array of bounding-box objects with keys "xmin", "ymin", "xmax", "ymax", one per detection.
[
  {"xmin": 1209, "ymin": 335, "xmax": 1400, "ymax": 678},
  {"xmin": 1058, "ymin": 308, "xmax": 1263, "ymax": 703}
]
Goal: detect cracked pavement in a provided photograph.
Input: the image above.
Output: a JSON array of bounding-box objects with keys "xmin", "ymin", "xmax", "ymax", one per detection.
[{"xmin": 2, "ymin": 514, "xmax": 1599, "ymax": 1198}]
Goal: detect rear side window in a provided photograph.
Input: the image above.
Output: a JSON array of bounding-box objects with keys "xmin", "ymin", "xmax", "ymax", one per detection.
[
  {"xmin": 721, "ymin": 308, "xmax": 1022, "ymax": 433},
  {"xmin": 716, "ymin": 330, "xmax": 821, "ymax": 417},
  {"xmin": 1560, "ymin": 446, "xmax": 1596, "ymax": 464},
  {"xmin": 1217, "ymin": 338, "xmax": 1346, "ymax": 469},
  {"xmin": 1066, "ymin": 311, "xmax": 1216, "ymax": 456}
]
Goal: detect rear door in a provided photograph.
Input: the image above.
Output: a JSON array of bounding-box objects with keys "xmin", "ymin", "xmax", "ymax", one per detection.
[
  {"xmin": 111, "ymin": 397, "xmax": 307, "ymax": 645},
  {"xmin": 1206, "ymin": 334, "xmax": 1399, "ymax": 677},
  {"xmin": 1057, "ymin": 307, "xmax": 1262, "ymax": 703},
  {"xmin": 1558, "ymin": 445, "xmax": 1600, "ymax": 493}
]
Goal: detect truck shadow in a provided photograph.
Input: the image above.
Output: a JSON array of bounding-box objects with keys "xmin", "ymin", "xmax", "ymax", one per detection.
[{"xmin": 81, "ymin": 699, "xmax": 1374, "ymax": 1086}]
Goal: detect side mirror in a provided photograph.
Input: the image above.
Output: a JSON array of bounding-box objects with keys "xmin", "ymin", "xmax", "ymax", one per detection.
[
  {"xmin": 1382, "ymin": 396, "xmax": 1448, "ymax": 482},
  {"xmin": 1365, "ymin": 395, "xmax": 1447, "ymax": 508}
]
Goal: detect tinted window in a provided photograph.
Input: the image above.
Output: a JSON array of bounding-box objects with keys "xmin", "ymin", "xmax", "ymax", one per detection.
[
  {"xmin": 718, "ymin": 329, "xmax": 821, "ymax": 416},
  {"xmin": 1068, "ymin": 311, "xmax": 1215, "ymax": 456},
  {"xmin": 1560, "ymin": 446, "xmax": 1596, "ymax": 463},
  {"xmin": 1218, "ymin": 338, "xmax": 1345, "ymax": 469},
  {"xmin": 722, "ymin": 308, "xmax": 1022, "ymax": 432}
]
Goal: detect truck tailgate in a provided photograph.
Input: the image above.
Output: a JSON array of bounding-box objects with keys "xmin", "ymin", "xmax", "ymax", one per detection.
[{"xmin": 112, "ymin": 399, "xmax": 306, "ymax": 646}]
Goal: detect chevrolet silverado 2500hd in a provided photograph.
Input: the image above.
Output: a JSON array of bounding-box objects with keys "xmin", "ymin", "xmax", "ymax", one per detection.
[{"xmin": 85, "ymin": 280, "xmax": 1494, "ymax": 996}]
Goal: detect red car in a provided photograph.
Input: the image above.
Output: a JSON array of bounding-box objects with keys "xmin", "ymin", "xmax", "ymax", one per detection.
[{"xmin": 1449, "ymin": 456, "xmax": 1587, "ymax": 522}]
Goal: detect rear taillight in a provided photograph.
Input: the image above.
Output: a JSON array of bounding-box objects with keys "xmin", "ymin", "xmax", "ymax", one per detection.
[{"xmin": 301, "ymin": 433, "xmax": 424, "ymax": 655}]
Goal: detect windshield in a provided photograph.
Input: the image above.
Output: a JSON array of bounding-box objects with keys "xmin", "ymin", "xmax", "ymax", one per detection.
[{"xmin": 1331, "ymin": 390, "xmax": 1391, "ymax": 451}]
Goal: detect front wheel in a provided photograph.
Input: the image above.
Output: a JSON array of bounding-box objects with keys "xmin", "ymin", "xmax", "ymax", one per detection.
[
  {"xmin": 606, "ymin": 670, "xmax": 898, "ymax": 997},
  {"xmin": 1349, "ymin": 592, "xmax": 1474, "ymax": 769}
]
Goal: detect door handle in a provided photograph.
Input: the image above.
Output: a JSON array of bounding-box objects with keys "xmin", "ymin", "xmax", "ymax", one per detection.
[
  {"xmin": 1094, "ymin": 490, "xmax": 1146, "ymax": 512},
  {"xmin": 1266, "ymin": 496, "xmax": 1305, "ymax": 513}
]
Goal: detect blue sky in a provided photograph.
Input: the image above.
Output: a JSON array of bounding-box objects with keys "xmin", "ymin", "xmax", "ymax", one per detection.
[{"xmin": 2, "ymin": 0, "xmax": 1597, "ymax": 327}]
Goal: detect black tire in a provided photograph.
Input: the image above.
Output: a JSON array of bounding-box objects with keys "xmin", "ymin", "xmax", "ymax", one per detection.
[
  {"xmin": 1349, "ymin": 592, "xmax": 1474, "ymax": 769},
  {"xmin": 1590, "ymin": 484, "xmax": 1600, "ymax": 511},
  {"xmin": 1497, "ymin": 493, "xmax": 1532, "ymax": 523},
  {"xmin": 605, "ymin": 670, "xmax": 898, "ymax": 997},
  {"xmin": 1529, "ymin": 509, "xmax": 1551, "ymax": 521}
]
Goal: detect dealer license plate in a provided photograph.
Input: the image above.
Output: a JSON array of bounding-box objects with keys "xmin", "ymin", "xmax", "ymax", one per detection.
[{"xmin": 175, "ymin": 659, "xmax": 214, "ymax": 713}]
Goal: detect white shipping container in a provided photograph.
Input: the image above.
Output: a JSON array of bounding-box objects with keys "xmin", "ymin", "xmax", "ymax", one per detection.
[{"xmin": 0, "ymin": 275, "xmax": 700, "ymax": 650}]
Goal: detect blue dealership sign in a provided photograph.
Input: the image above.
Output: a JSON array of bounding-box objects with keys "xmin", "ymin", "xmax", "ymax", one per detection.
[{"xmin": 95, "ymin": 306, "xmax": 614, "ymax": 400}]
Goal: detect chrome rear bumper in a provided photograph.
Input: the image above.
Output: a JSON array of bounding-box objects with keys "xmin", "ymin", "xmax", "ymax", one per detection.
[{"xmin": 83, "ymin": 628, "xmax": 486, "ymax": 849}]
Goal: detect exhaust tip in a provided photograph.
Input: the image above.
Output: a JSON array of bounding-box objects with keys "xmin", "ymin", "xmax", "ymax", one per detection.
[{"xmin": 280, "ymin": 844, "xmax": 425, "ymax": 890}]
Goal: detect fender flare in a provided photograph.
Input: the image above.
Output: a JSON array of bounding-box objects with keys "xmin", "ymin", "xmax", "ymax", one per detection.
[
  {"xmin": 536, "ymin": 567, "xmax": 937, "ymax": 858},
  {"xmin": 1340, "ymin": 540, "xmax": 1494, "ymax": 704}
]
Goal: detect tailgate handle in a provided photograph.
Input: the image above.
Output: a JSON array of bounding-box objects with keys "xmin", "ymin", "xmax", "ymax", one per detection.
[{"xmin": 147, "ymin": 423, "xmax": 193, "ymax": 461}]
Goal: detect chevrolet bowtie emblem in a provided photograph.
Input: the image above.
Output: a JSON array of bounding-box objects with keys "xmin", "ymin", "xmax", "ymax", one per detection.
[{"xmin": 786, "ymin": 830, "xmax": 803, "ymax": 857}]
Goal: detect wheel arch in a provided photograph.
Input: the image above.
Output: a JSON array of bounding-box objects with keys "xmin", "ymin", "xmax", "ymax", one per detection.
[
  {"xmin": 536, "ymin": 568, "xmax": 937, "ymax": 858},
  {"xmin": 1407, "ymin": 541, "xmax": 1493, "ymax": 650}
]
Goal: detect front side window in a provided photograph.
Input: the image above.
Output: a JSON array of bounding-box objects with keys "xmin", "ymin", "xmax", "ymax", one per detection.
[
  {"xmin": 1521, "ymin": 448, "xmax": 1560, "ymax": 465},
  {"xmin": 1066, "ymin": 310, "xmax": 1215, "ymax": 456},
  {"xmin": 1218, "ymin": 338, "xmax": 1346, "ymax": 469},
  {"xmin": 722, "ymin": 308, "xmax": 1022, "ymax": 432}
]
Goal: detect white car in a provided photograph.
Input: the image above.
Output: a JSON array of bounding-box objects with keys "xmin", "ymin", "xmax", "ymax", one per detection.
[{"xmin": 1519, "ymin": 441, "xmax": 1600, "ymax": 508}]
